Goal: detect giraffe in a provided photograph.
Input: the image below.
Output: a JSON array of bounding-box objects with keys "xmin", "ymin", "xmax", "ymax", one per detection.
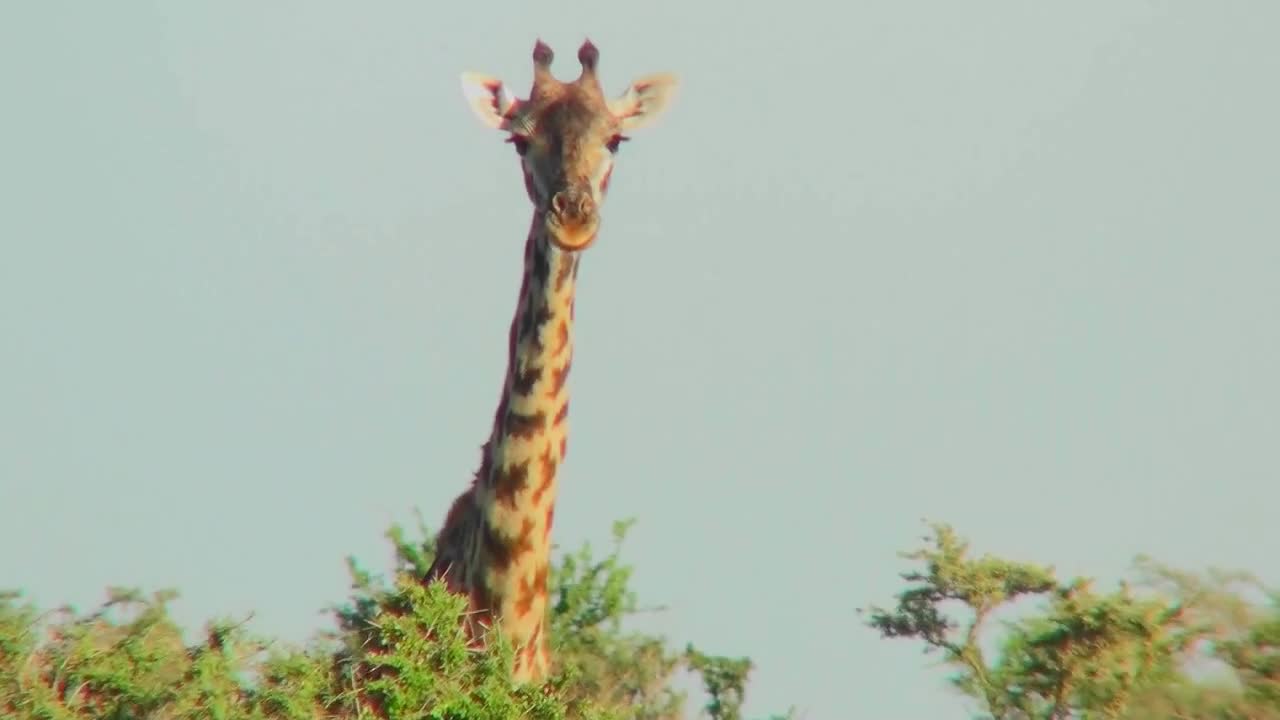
[{"xmin": 423, "ymin": 39, "xmax": 677, "ymax": 683}]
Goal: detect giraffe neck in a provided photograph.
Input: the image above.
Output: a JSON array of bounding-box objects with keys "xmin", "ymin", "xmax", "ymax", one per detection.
[{"xmin": 470, "ymin": 212, "xmax": 578, "ymax": 680}]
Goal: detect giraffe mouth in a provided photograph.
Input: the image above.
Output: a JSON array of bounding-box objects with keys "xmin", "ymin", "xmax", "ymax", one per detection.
[
  {"xmin": 545, "ymin": 189, "xmax": 599, "ymax": 251},
  {"xmin": 546, "ymin": 215, "xmax": 599, "ymax": 251}
]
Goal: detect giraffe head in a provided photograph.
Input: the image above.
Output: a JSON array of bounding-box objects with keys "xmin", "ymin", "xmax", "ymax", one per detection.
[{"xmin": 461, "ymin": 40, "xmax": 677, "ymax": 252}]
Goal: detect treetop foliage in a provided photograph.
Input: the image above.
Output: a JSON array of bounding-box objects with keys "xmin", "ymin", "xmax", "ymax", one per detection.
[
  {"xmin": 6, "ymin": 514, "xmax": 1278, "ymax": 718},
  {"xmin": 862, "ymin": 520, "xmax": 1280, "ymax": 719}
]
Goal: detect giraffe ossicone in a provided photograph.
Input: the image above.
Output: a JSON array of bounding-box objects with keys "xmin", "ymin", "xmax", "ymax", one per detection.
[{"xmin": 425, "ymin": 40, "xmax": 677, "ymax": 684}]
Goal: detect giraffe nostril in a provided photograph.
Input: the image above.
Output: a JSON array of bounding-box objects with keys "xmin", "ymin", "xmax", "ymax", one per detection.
[{"xmin": 550, "ymin": 191, "xmax": 594, "ymax": 222}]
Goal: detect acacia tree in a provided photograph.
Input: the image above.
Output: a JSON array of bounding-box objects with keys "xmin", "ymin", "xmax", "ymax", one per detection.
[{"xmin": 863, "ymin": 521, "xmax": 1280, "ymax": 719}]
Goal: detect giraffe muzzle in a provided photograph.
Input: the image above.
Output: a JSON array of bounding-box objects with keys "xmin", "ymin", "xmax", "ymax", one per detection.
[{"xmin": 546, "ymin": 190, "xmax": 599, "ymax": 251}]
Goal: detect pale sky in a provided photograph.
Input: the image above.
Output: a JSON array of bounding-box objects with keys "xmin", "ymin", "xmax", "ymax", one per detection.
[{"xmin": 3, "ymin": 2, "xmax": 1279, "ymax": 718}]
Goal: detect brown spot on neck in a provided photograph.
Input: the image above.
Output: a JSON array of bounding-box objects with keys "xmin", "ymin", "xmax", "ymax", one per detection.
[
  {"xmin": 546, "ymin": 359, "xmax": 571, "ymax": 397},
  {"xmin": 506, "ymin": 410, "xmax": 546, "ymax": 439},
  {"xmin": 550, "ymin": 319, "xmax": 570, "ymax": 357},
  {"xmin": 512, "ymin": 363, "xmax": 543, "ymax": 396},
  {"xmin": 480, "ymin": 513, "xmax": 537, "ymax": 573},
  {"xmin": 533, "ymin": 445, "xmax": 557, "ymax": 506},
  {"xmin": 491, "ymin": 459, "xmax": 531, "ymax": 509}
]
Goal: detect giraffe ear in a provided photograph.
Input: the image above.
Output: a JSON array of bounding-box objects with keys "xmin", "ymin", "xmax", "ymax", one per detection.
[
  {"xmin": 460, "ymin": 72, "xmax": 524, "ymax": 131},
  {"xmin": 609, "ymin": 73, "xmax": 678, "ymax": 131}
]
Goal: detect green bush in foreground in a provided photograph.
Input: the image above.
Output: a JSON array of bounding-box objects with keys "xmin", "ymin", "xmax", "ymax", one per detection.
[{"xmin": 0, "ymin": 517, "xmax": 791, "ymax": 720}]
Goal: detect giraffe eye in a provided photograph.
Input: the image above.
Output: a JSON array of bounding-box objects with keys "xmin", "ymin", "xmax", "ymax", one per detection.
[
  {"xmin": 605, "ymin": 134, "xmax": 629, "ymax": 154},
  {"xmin": 507, "ymin": 135, "xmax": 530, "ymax": 156}
]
